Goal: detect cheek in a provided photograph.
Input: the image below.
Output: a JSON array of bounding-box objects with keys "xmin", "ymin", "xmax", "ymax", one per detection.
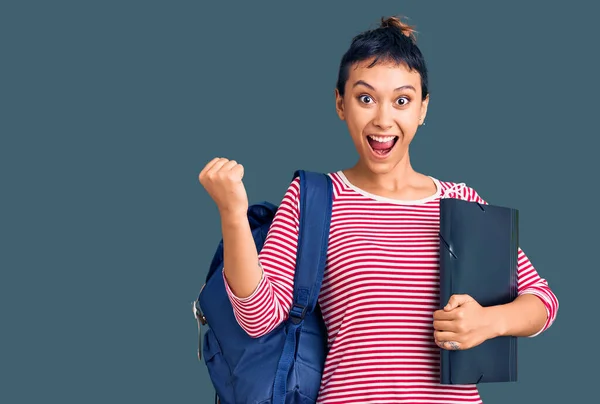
[
  {"xmin": 345, "ymin": 105, "xmax": 373, "ymax": 130},
  {"xmin": 401, "ymin": 109, "xmax": 421, "ymax": 128},
  {"xmin": 395, "ymin": 118, "xmax": 419, "ymax": 144},
  {"xmin": 404, "ymin": 119, "xmax": 419, "ymax": 132}
]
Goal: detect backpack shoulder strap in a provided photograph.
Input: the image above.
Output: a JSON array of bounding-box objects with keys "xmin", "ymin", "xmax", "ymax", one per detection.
[
  {"xmin": 272, "ymin": 170, "xmax": 332, "ymax": 404},
  {"xmin": 289, "ymin": 170, "xmax": 332, "ymax": 323}
]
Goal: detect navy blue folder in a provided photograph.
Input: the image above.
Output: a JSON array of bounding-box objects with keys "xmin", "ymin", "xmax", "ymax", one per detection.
[{"xmin": 438, "ymin": 197, "xmax": 519, "ymax": 385}]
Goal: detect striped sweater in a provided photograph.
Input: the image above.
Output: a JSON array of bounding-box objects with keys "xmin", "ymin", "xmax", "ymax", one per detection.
[{"xmin": 223, "ymin": 171, "xmax": 559, "ymax": 404}]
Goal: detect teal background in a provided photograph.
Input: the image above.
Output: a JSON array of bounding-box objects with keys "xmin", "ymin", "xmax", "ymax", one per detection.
[{"xmin": 2, "ymin": 1, "xmax": 598, "ymax": 403}]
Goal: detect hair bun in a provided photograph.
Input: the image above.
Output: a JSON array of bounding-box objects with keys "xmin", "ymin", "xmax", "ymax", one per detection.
[{"xmin": 380, "ymin": 16, "xmax": 417, "ymax": 42}]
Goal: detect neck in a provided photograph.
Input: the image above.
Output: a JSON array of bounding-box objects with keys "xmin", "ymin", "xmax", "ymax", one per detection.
[{"xmin": 345, "ymin": 153, "xmax": 418, "ymax": 192}]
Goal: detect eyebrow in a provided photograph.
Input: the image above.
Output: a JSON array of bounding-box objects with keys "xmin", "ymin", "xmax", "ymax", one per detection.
[{"xmin": 352, "ymin": 80, "xmax": 416, "ymax": 93}]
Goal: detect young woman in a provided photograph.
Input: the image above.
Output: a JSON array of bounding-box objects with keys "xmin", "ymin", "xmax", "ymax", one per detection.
[{"xmin": 199, "ymin": 16, "xmax": 559, "ymax": 404}]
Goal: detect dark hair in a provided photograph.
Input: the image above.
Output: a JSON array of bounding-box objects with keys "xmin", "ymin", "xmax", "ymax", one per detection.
[{"xmin": 336, "ymin": 16, "xmax": 429, "ymax": 100}]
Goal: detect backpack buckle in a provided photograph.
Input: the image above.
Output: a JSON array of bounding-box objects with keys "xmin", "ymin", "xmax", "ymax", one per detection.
[
  {"xmin": 193, "ymin": 300, "xmax": 207, "ymax": 325},
  {"xmin": 192, "ymin": 300, "xmax": 207, "ymax": 361},
  {"xmin": 289, "ymin": 303, "xmax": 307, "ymax": 325}
]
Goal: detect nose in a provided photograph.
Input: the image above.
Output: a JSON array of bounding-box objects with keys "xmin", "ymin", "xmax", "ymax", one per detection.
[{"xmin": 373, "ymin": 104, "xmax": 393, "ymax": 130}]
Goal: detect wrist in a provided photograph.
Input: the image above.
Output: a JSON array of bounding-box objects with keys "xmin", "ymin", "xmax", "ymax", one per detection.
[
  {"xmin": 485, "ymin": 305, "xmax": 508, "ymax": 339},
  {"xmin": 220, "ymin": 208, "xmax": 249, "ymax": 226}
]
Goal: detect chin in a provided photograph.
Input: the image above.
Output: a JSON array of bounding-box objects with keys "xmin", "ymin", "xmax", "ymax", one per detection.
[{"xmin": 362, "ymin": 159, "xmax": 403, "ymax": 175}]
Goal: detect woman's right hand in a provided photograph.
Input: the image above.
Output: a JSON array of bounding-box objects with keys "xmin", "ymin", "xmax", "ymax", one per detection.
[{"xmin": 199, "ymin": 157, "xmax": 249, "ymax": 217}]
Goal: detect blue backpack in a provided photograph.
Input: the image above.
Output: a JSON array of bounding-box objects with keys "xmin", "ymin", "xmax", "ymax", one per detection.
[{"xmin": 193, "ymin": 170, "xmax": 333, "ymax": 404}]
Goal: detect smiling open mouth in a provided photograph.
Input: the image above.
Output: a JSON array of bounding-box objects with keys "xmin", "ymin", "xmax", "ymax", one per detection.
[{"xmin": 367, "ymin": 135, "xmax": 399, "ymax": 156}]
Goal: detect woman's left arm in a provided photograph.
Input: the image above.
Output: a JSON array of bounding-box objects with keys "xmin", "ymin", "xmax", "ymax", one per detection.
[
  {"xmin": 465, "ymin": 186, "xmax": 560, "ymax": 338},
  {"xmin": 434, "ymin": 185, "xmax": 559, "ymax": 349},
  {"xmin": 487, "ymin": 248, "xmax": 559, "ymax": 338}
]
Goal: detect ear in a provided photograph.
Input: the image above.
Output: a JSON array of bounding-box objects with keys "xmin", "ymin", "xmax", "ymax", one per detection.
[
  {"xmin": 419, "ymin": 94, "xmax": 430, "ymax": 125},
  {"xmin": 335, "ymin": 89, "xmax": 345, "ymax": 121}
]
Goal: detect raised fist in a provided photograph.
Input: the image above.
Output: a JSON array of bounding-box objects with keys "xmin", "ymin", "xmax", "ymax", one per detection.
[{"xmin": 199, "ymin": 157, "xmax": 248, "ymax": 217}]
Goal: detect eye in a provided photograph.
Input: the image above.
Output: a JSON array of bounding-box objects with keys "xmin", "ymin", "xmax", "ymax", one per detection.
[
  {"xmin": 396, "ymin": 97, "xmax": 410, "ymax": 106},
  {"xmin": 358, "ymin": 95, "xmax": 373, "ymax": 104}
]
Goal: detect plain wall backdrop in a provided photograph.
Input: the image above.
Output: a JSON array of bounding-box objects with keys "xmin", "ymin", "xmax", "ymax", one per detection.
[{"xmin": 2, "ymin": 1, "xmax": 599, "ymax": 403}]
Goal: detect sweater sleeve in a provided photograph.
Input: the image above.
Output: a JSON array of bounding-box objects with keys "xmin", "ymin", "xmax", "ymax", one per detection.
[
  {"xmin": 222, "ymin": 177, "xmax": 301, "ymax": 338},
  {"xmin": 442, "ymin": 183, "xmax": 559, "ymax": 337}
]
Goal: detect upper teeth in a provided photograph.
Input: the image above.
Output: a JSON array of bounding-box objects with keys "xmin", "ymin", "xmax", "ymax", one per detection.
[{"xmin": 369, "ymin": 135, "xmax": 396, "ymax": 142}]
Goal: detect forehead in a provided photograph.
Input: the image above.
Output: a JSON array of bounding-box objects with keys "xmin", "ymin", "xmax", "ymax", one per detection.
[{"xmin": 347, "ymin": 59, "xmax": 421, "ymax": 91}]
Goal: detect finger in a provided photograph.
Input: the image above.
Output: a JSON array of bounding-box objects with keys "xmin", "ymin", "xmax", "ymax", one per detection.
[
  {"xmin": 433, "ymin": 309, "xmax": 457, "ymax": 321},
  {"xmin": 230, "ymin": 163, "xmax": 244, "ymax": 180},
  {"xmin": 219, "ymin": 159, "xmax": 239, "ymax": 172},
  {"xmin": 205, "ymin": 158, "xmax": 230, "ymax": 176},
  {"xmin": 220, "ymin": 160, "xmax": 244, "ymax": 182},
  {"xmin": 443, "ymin": 341, "xmax": 461, "ymax": 351},
  {"xmin": 200, "ymin": 157, "xmax": 226, "ymax": 179},
  {"xmin": 434, "ymin": 330, "xmax": 459, "ymax": 342},
  {"xmin": 435, "ymin": 339, "xmax": 454, "ymax": 350},
  {"xmin": 433, "ymin": 319, "xmax": 458, "ymax": 332},
  {"xmin": 434, "ymin": 337, "xmax": 462, "ymax": 351},
  {"xmin": 199, "ymin": 157, "xmax": 222, "ymax": 177},
  {"xmin": 444, "ymin": 294, "xmax": 474, "ymax": 311}
]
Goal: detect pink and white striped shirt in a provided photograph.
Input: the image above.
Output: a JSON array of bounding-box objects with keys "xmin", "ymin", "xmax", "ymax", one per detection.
[{"xmin": 224, "ymin": 171, "xmax": 559, "ymax": 404}]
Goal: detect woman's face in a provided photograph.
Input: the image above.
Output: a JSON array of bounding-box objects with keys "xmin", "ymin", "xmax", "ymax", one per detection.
[{"xmin": 335, "ymin": 60, "xmax": 429, "ymax": 175}]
